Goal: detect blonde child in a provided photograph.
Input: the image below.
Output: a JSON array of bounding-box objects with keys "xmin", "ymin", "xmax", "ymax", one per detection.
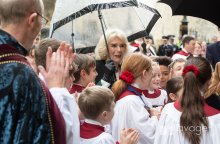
[
  {"xmin": 169, "ymin": 58, "xmax": 186, "ymax": 78},
  {"xmin": 143, "ymin": 62, "xmax": 168, "ymax": 107},
  {"xmin": 79, "ymin": 86, "xmax": 139, "ymax": 144}
]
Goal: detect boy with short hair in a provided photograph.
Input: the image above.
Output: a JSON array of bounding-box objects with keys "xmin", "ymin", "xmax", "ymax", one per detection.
[
  {"xmin": 79, "ymin": 86, "xmax": 139, "ymax": 144},
  {"xmin": 69, "ymin": 54, "xmax": 97, "ymax": 94}
]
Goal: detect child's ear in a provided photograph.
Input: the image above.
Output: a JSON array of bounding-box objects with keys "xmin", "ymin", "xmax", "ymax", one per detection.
[
  {"xmin": 80, "ymin": 69, "xmax": 86, "ymax": 78},
  {"xmin": 141, "ymin": 69, "xmax": 148, "ymax": 79},
  {"xmin": 169, "ymin": 93, "xmax": 177, "ymax": 101},
  {"xmin": 100, "ymin": 111, "xmax": 108, "ymax": 120},
  {"xmin": 103, "ymin": 111, "xmax": 107, "ymax": 117}
]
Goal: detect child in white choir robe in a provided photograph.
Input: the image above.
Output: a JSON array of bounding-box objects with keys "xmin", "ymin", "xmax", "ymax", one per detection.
[
  {"xmin": 143, "ymin": 62, "xmax": 168, "ymax": 107},
  {"xmin": 111, "ymin": 53, "xmax": 161, "ymax": 144},
  {"xmin": 168, "ymin": 58, "xmax": 186, "ymax": 79},
  {"xmin": 35, "ymin": 39, "xmax": 80, "ymax": 144},
  {"xmin": 69, "ymin": 54, "xmax": 97, "ymax": 95},
  {"xmin": 78, "ymin": 86, "xmax": 140, "ymax": 144},
  {"xmin": 68, "ymin": 54, "xmax": 97, "ymax": 122},
  {"xmin": 166, "ymin": 76, "xmax": 183, "ymax": 103},
  {"xmin": 154, "ymin": 57, "xmax": 220, "ymax": 144},
  {"xmin": 153, "ymin": 56, "xmax": 172, "ymax": 90}
]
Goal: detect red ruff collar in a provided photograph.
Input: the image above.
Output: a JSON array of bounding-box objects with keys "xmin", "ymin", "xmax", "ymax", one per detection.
[
  {"xmin": 80, "ymin": 122, "xmax": 105, "ymax": 139},
  {"xmin": 143, "ymin": 89, "xmax": 161, "ymax": 98},
  {"xmin": 69, "ymin": 84, "xmax": 85, "ymax": 94}
]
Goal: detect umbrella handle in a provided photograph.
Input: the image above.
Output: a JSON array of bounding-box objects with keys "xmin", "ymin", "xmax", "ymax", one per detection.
[{"xmin": 98, "ymin": 10, "xmax": 109, "ymax": 53}]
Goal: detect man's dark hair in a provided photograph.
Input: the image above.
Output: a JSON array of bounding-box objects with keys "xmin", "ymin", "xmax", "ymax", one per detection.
[{"xmin": 182, "ymin": 36, "xmax": 194, "ymax": 47}]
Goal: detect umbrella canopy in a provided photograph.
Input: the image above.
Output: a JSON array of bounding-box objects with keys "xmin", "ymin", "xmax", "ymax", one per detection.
[
  {"xmin": 158, "ymin": 0, "xmax": 219, "ymax": 27},
  {"xmin": 50, "ymin": 0, "xmax": 161, "ymax": 53}
]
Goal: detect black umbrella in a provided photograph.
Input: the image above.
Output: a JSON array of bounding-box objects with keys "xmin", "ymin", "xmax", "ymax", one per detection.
[{"xmin": 158, "ymin": 0, "xmax": 219, "ymax": 27}]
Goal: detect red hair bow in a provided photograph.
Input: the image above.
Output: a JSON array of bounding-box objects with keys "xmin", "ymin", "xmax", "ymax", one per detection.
[
  {"xmin": 182, "ymin": 65, "xmax": 200, "ymax": 77},
  {"xmin": 119, "ymin": 70, "xmax": 134, "ymax": 84}
]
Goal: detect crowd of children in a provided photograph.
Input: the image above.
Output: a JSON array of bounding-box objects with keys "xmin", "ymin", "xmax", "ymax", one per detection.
[
  {"xmin": 24, "ymin": 29, "xmax": 220, "ymax": 144},
  {"xmin": 1, "ymin": 0, "xmax": 220, "ymax": 144}
]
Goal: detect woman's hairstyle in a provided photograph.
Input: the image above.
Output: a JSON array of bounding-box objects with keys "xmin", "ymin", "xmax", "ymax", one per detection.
[
  {"xmin": 78, "ymin": 86, "xmax": 115, "ymax": 120},
  {"xmin": 95, "ymin": 28, "xmax": 128, "ymax": 60},
  {"xmin": 154, "ymin": 56, "xmax": 172, "ymax": 67},
  {"xmin": 73, "ymin": 54, "xmax": 96, "ymax": 82},
  {"xmin": 180, "ymin": 57, "xmax": 212, "ymax": 144},
  {"xmin": 166, "ymin": 76, "xmax": 183, "ymax": 101},
  {"xmin": 111, "ymin": 53, "xmax": 152, "ymax": 100}
]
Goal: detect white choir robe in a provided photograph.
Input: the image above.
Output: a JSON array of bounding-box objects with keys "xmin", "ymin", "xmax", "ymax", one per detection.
[
  {"xmin": 111, "ymin": 92, "xmax": 158, "ymax": 144},
  {"xmin": 50, "ymin": 88, "xmax": 80, "ymax": 144},
  {"xmin": 69, "ymin": 83, "xmax": 85, "ymax": 123},
  {"xmin": 144, "ymin": 89, "xmax": 168, "ymax": 106},
  {"xmin": 154, "ymin": 102, "xmax": 220, "ymax": 144},
  {"xmin": 39, "ymin": 73, "xmax": 80, "ymax": 144},
  {"xmin": 80, "ymin": 119, "xmax": 118, "ymax": 144}
]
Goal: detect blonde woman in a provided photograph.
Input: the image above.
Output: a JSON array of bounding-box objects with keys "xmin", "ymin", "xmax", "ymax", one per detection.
[{"xmin": 95, "ymin": 29, "xmax": 128, "ymax": 88}]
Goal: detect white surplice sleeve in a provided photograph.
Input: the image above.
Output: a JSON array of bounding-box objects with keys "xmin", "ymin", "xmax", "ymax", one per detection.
[
  {"xmin": 50, "ymin": 88, "xmax": 80, "ymax": 144},
  {"xmin": 111, "ymin": 95, "xmax": 158, "ymax": 144}
]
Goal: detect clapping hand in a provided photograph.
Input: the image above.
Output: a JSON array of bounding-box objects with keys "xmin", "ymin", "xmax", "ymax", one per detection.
[
  {"xmin": 38, "ymin": 42, "xmax": 75, "ymax": 89},
  {"xmin": 120, "ymin": 128, "xmax": 139, "ymax": 144}
]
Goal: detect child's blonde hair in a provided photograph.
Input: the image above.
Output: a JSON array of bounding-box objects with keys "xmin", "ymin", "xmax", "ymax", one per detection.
[{"xmin": 78, "ymin": 86, "xmax": 115, "ymax": 120}]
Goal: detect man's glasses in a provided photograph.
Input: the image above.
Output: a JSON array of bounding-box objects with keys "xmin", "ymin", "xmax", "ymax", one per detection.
[{"xmin": 36, "ymin": 12, "xmax": 49, "ymax": 26}]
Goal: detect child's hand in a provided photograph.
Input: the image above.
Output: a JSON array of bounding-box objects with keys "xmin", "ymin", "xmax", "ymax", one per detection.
[
  {"xmin": 86, "ymin": 82, "xmax": 96, "ymax": 88},
  {"xmin": 39, "ymin": 42, "xmax": 75, "ymax": 88},
  {"xmin": 120, "ymin": 128, "xmax": 139, "ymax": 144},
  {"xmin": 149, "ymin": 107, "xmax": 161, "ymax": 120},
  {"xmin": 156, "ymin": 106, "xmax": 163, "ymax": 112}
]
